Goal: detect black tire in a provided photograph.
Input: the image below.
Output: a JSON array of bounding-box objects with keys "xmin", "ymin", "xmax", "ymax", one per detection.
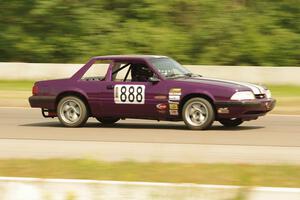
[
  {"xmin": 96, "ymin": 117, "xmax": 120, "ymax": 125},
  {"xmin": 57, "ymin": 96, "xmax": 89, "ymax": 127},
  {"xmin": 219, "ymin": 118, "xmax": 243, "ymax": 127},
  {"xmin": 182, "ymin": 97, "xmax": 215, "ymax": 130}
]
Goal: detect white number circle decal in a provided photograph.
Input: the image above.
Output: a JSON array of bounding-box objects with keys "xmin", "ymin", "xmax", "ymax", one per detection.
[{"xmin": 114, "ymin": 85, "xmax": 145, "ymax": 104}]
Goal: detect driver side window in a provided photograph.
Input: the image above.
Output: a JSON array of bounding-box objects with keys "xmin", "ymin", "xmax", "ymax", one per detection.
[
  {"xmin": 112, "ymin": 63, "xmax": 132, "ymax": 82},
  {"xmin": 131, "ymin": 63, "xmax": 153, "ymax": 82},
  {"xmin": 112, "ymin": 62, "xmax": 154, "ymax": 82}
]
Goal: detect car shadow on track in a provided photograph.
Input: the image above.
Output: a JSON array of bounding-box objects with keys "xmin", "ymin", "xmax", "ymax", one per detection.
[{"xmin": 20, "ymin": 121, "xmax": 265, "ymax": 131}]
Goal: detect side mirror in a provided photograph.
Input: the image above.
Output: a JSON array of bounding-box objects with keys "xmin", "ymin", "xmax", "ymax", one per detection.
[{"xmin": 148, "ymin": 76, "xmax": 160, "ymax": 83}]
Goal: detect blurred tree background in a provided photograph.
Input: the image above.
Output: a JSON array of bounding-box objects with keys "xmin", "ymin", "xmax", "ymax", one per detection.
[{"xmin": 0, "ymin": 0, "xmax": 299, "ymax": 66}]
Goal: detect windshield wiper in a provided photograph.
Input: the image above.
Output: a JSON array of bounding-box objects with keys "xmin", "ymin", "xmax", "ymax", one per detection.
[
  {"xmin": 184, "ymin": 73, "xmax": 202, "ymax": 77},
  {"xmin": 165, "ymin": 73, "xmax": 202, "ymax": 79},
  {"xmin": 165, "ymin": 73, "xmax": 185, "ymax": 79}
]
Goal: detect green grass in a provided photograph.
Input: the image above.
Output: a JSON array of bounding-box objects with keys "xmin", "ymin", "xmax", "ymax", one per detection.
[
  {"xmin": 0, "ymin": 159, "xmax": 300, "ymax": 188},
  {"xmin": 266, "ymin": 85, "xmax": 300, "ymax": 97},
  {"xmin": 0, "ymin": 80, "xmax": 35, "ymax": 91}
]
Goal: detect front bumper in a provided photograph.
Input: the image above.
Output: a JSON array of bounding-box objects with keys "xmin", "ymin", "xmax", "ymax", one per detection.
[
  {"xmin": 215, "ymin": 98, "xmax": 276, "ymax": 120},
  {"xmin": 29, "ymin": 95, "xmax": 56, "ymax": 110}
]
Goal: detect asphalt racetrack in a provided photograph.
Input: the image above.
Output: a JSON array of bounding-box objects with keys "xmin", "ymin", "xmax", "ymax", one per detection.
[{"xmin": 1, "ymin": 107, "xmax": 300, "ymax": 164}]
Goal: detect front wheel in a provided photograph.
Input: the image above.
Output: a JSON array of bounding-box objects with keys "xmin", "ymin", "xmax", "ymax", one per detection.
[
  {"xmin": 182, "ymin": 97, "xmax": 215, "ymax": 130},
  {"xmin": 96, "ymin": 117, "xmax": 120, "ymax": 125},
  {"xmin": 219, "ymin": 118, "xmax": 243, "ymax": 127},
  {"xmin": 57, "ymin": 96, "xmax": 89, "ymax": 127}
]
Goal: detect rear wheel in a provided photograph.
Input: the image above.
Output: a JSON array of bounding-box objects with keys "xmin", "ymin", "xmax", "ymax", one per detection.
[
  {"xmin": 96, "ymin": 117, "xmax": 120, "ymax": 125},
  {"xmin": 182, "ymin": 97, "xmax": 215, "ymax": 130},
  {"xmin": 219, "ymin": 118, "xmax": 243, "ymax": 127},
  {"xmin": 57, "ymin": 96, "xmax": 89, "ymax": 127}
]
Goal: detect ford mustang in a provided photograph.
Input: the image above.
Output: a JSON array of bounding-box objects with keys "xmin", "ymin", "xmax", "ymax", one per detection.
[{"xmin": 29, "ymin": 55, "xmax": 276, "ymax": 130}]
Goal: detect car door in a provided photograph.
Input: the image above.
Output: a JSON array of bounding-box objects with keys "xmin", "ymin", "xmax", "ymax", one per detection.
[{"xmin": 100, "ymin": 62, "xmax": 169, "ymax": 119}]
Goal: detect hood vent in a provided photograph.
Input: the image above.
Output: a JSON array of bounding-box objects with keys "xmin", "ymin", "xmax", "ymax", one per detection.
[{"xmin": 255, "ymin": 94, "xmax": 265, "ymax": 99}]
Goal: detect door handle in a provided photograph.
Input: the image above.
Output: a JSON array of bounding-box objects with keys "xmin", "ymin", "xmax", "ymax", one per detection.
[{"xmin": 106, "ymin": 85, "xmax": 114, "ymax": 90}]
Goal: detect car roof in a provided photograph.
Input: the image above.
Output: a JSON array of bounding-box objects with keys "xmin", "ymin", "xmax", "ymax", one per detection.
[{"xmin": 92, "ymin": 55, "xmax": 168, "ymax": 61}]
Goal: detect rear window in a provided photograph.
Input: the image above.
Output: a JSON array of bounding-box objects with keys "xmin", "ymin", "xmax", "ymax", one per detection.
[{"xmin": 81, "ymin": 60, "xmax": 112, "ymax": 81}]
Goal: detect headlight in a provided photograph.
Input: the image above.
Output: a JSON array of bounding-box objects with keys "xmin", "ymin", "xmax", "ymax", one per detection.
[
  {"xmin": 265, "ymin": 90, "xmax": 272, "ymax": 99},
  {"xmin": 230, "ymin": 91, "xmax": 255, "ymax": 100}
]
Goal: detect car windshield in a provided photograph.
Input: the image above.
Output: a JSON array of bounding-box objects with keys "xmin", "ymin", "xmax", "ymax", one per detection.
[{"xmin": 149, "ymin": 58, "xmax": 192, "ymax": 79}]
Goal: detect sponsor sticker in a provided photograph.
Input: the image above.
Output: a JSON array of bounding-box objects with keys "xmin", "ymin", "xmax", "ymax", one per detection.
[
  {"xmin": 169, "ymin": 110, "xmax": 179, "ymax": 116},
  {"xmin": 217, "ymin": 107, "xmax": 229, "ymax": 114},
  {"xmin": 169, "ymin": 103, "xmax": 178, "ymax": 110},
  {"xmin": 169, "ymin": 95, "xmax": 180, "ymax": 101},
  {"xmin": 169, "ymin": 88, "xmax": 182, "ymax": 94},
  {"xmin": 156, "ymin": 103, "xmax": 167, "ymax": 110},
  {"xmin": 168, "ymin": 88, "xmax": 182, "ymax": 101}
]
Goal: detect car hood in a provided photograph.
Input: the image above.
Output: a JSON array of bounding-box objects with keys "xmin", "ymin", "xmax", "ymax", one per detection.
[{"xmin": 177, "ymin": 76, "xmax": 266, "ymax": 94}]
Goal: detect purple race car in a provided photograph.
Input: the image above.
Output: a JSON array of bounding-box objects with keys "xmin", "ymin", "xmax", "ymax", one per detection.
[{"xmin": 29, "ymin": 55, "xmax": 276, "ymax": 130}]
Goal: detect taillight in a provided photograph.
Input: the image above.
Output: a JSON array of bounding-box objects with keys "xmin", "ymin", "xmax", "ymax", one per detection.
[{"xmin": 32, "ymin": 85, "xmax": 38, "ymax": 95}]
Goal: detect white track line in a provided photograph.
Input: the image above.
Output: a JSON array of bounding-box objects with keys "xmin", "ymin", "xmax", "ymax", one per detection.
[
  {"xmin": 269, "ymin": 114, "xmax": 300, "ymax": 117},
  {"xmin": 0, "ymin": 177, "xmax": 299, "ymax": 193},
  {"xmin": 0, "ymin": 106, "xmax": 30, "ymax": 109}
]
